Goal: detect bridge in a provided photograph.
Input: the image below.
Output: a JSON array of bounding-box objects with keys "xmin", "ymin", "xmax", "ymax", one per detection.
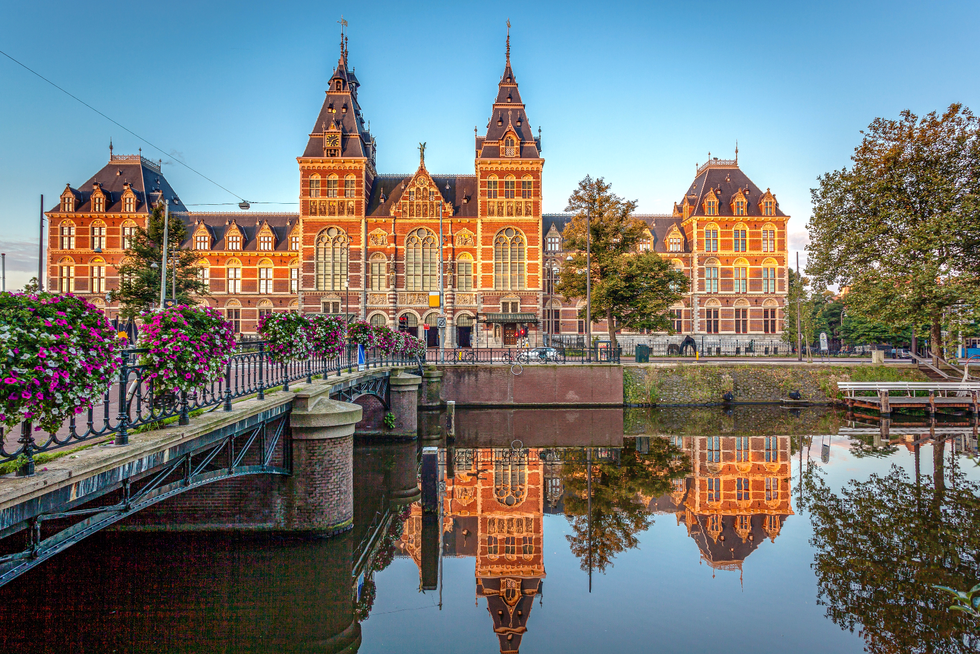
[{"xmin": 0, "ymin": 353, "xmax": 424, "ymax": 588}]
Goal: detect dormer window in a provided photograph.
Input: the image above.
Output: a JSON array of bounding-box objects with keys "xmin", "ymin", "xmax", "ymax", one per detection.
[
  {"xmin": 503, "ymin": 136, "xmax": 517, "ymax": 157},
  {"xmin": 227, "ymin": 232, "xmax": 242, "ymax": 250},
  {"xmin": 668, "ymin": 233, "xmax": 682, "ymax": 252},
  {"xmin": 124, "ymin": 195, "xmax": 135, "ymax": 212},
  {"xmin": 196, "ymin": 233, "xmax": 210, "ymax": 250},
  {"xmin": 705, "ymin": 197, "xmax": 717, "ymax": 216},
  {"xmin": 735, "ymin": 199, "xmax": 746, "ymax": 216},
  {"xmin": 259, "ymin": 233, "xmax": 273, "ymax": 251},
  {"xmin": 290, "ymin": 235, "xmax": 300, "ymax": 250},
  {"xmin": 93, "ymin": 195, "xmax": 104, "ymax": 213},
  {"xmin": 62, "ymin": 195, "xmax": 74, "ymax": 212},
  {"xmin": 763, "ymin": 199, "xmax": 774, "ymax": 216}
]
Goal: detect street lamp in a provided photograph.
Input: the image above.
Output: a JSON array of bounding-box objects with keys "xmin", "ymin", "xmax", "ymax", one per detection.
[{"xmin": 585, "ymin": 207, "xmax": 592, "ymax": 363}]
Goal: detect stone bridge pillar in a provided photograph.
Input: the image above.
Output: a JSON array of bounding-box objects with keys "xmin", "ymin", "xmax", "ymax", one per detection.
[
  {"xmin": 421, "ymin": 368, "xmax": 444, "ymax": 407},
  {"xmin": 388, "ymin": 371, "xmax": 422, "ymax": 438},
  {"xmin": 386, "ymin": 440, "xmax": 421, "ymax": 506},
  {"xmin": 288, "ymin": 387, "xmax": 362, "ymax": 535}
]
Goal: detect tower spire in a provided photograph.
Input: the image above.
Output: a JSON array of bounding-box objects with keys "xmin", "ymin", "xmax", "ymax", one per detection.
[
  {"xmin": 338, "ymin": 15, "xmax": 348, "ymax": 63},
  {"xmin": 506, "ymin": 19, "xmax": 511, "ymax": 65}
]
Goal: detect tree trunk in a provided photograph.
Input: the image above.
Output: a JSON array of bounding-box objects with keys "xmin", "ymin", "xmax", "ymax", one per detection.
[
  {"xmin": 931, "ymin": 315, "xmax": 943, "ymax": 366},
  {"xmin": 606, "ymin": 307, "xmax": 617, "ymax": 353}
]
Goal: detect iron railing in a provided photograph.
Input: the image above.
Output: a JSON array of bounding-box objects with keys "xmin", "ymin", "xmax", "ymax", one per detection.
[
  {"xmin": 423, "ymin": 345, "xmax": 621, "ymax": 365},
  {"xmin": 2, "ymin": 342, "xmax": 418, "ymax": 472}
]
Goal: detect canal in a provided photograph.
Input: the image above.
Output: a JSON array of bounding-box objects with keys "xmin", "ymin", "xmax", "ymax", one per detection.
[{"xmin": 0, "ymin": 406, "xmax": 977, "ymax": 653}]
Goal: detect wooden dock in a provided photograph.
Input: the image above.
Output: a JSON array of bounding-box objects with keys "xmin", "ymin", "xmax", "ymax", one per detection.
[{"xmin": 838, "ymin": 381, "xmax": 980, "ymax": 416}]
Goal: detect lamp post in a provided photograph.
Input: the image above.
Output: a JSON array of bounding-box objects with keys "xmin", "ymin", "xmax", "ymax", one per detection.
[
  {"xmin": 438, "ymin": 204, "xmax": 445, "ymax": 364},
  {"xmin": 585, "ymin": 206, "xmax": 592, "ymax": 363},
  {"xmin": 159, "ymin": 199, "xmax": 169, "ymax": 309}
]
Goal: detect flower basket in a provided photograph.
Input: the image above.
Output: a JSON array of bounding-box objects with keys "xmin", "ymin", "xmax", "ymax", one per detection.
[
  {"xmin": 0, "ymin": 292, "xmax": 121, "ymax": 434},
  {"xmin": 372, "ymin": 325, "xmax": 397, "ymax": 356},
  {"xmin": 258, "ymin": 312, "xmax": 314, "ymax": 364},
  {"xmin": 401, "ymin": 334, "xmax": 426, "ymax": 360},
  {"xmin": 306, "ymin": 314, "xmax": 346, "ymax": 359},
  {"xmin": 347, "ymin": 320, "xmax": 376, "ymax": 349},
  {"xmin": 138, "ymin": 305, "xmax": 235, "ymax": 395}
]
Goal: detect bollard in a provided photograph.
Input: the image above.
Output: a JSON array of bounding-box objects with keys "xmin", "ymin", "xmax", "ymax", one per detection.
[{"xmin": 446, "ymin": 400, "xmax": 456, "ymax": 437}]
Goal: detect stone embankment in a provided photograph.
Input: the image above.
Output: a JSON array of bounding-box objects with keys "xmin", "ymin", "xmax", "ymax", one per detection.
[{"xmin": 624, "ymin": 363, "xmax": 927, "ymax": 405}]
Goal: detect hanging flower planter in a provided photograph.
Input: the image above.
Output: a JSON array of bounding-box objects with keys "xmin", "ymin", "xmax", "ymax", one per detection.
[
  {"xmin": 138, "ymin": 305, "xmax": 235, "ymax": 396},
  {"xmin": 258, "ymin": 312, "xmax": 315, "ymax": 364},
  {"xmin": 347, "ymin": 320, "xmax": 376, "ymax": 349},
  {"xmin": 372, "ymin": 325, "xmax": 397, "ymax": 356},
  {"xmin": 0, "ymin": 292, "xmax": 121, "ymax": 434},
  {"xmin": 306, "ymin": 314, "xmax": 346, "ymax": 359}
]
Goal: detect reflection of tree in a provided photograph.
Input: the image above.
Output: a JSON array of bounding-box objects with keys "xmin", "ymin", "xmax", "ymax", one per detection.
[
  {"xmin": 802, "ymin": 448, "xmax": 980, "ymax": 653},
  {"xmin": 561, "ymin": 439, "xmax": 689, "ymax": 574}
]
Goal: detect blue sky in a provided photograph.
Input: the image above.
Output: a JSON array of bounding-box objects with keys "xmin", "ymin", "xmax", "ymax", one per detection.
[{"xmin": 2, "ymin": 0, "xmax": 978, "ymax": 290}]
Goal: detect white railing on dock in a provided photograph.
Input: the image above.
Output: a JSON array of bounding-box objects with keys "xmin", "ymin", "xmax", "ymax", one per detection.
[{"xmin": 836, "ymin": 381, "xmax": 980, "ymax": 398}]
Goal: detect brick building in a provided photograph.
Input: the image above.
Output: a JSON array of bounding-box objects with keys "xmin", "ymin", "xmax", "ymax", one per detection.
[
  {"xmin": 44, "ymin": 31, "xmax": 788, "ymax": 348},
  {"xmin": 542, "ymin": 156, "xmax": 791, "ymax": 348}
]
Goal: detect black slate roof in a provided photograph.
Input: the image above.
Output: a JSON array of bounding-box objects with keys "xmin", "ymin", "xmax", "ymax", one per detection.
[
  {"xmin": 542, "ymin": 213, "xmax": 688, "ymax": 253},
  {"xmin": 682, "ymin": 162, "xmax": 787, "ymax": 218},
  {"xmin": 366, "ymin": 173, "xmax": 478, "ymax": 218},
  {"xmin": 173, "ymin": 212, "xmax": 300, "ymax": 252},
  {"xmin": 48, "ymin": 155, "xmax": 187, "ymax": 214},
  {"xmin": 301, "ymin": 49, "xmax": 374, "ymax": 160}
]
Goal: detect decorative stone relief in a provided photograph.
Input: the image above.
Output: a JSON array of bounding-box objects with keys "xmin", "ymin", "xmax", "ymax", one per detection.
[
  {"xmin": 455, "ymin": 230, "xmax": 475, "ymax": 247},
  {"xmin": 368, "ymin": 229, "xmax": 388, "ymax": 246},
  {"xmin": 400, "ymin": 293, "xmax": 429, "ymax": 305},
  {"xmin": 367, "ymin": 293, "xmax": 387, "ymax": 306},
  {"xmin": 455, "ymin": 293, "xmax": 477, "ymax": 306}
]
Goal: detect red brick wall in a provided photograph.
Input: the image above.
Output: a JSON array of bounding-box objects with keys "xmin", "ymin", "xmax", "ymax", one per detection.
[{"xmin": 437, "ymin": 365, "xmax": 623, "ymax": 406}]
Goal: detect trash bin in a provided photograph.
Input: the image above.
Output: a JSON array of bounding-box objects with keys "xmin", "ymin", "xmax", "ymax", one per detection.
[{"xmin": 635, "ymin": 344, "xmax": 650, "ymax": 363}]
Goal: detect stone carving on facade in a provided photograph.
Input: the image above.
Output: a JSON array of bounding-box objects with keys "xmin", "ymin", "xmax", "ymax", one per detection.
[
  {"xmin": 455, "ymin": 230, "xmax": 475, "ymax": 247},
  {"xmin": 401, "ymin": 293, "xmax": 429, "ymax": 305},
  {"xmin": 455, "ymin": 293, "xmax": 477, "ymax": 306},
  {"xmin": 368, "ymin": 229, "xmax": 388, "ymax": 246},
  {"xmin": 367, "ymin": 293, "xmax": 387, "ymax": 306}
]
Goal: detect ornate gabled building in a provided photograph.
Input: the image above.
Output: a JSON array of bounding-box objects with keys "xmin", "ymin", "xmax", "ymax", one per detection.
[
  {"xmin": 542, "ymin": 155, "xmax": 791, "ymax": 346},
  {"xmin": 45, "ymin": 29, "xmax": 788, "ymax": 347}
]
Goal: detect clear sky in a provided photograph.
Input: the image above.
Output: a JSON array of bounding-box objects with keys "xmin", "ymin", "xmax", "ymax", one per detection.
[{"xmin": 1, "ymin": 0, "xmax": 978, "ymax": 291}]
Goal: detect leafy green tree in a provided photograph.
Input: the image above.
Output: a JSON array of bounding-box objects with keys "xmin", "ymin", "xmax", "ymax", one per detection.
[
  {"xmin": 113, "ymin": 203, "xmax": 207, "ymax": 319},
  {"xmin": 557, "ymin": 176, "xmax": 688, "ymax": 351},
  {"xmin": 560, "ymin": 439, "xmax": 689, "ymax": 573},
  {"xmin": 801, "ymin": 450, "xmax": 980, "ymax": 653},
  {"xmin": 807, "ymin": 104, "xmax": 980, "ymax": 363}
]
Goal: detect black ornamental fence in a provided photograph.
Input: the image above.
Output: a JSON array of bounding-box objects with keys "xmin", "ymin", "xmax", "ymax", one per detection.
[
  {"xmin": 423, "ymin": 345, "xmax": 621, "ymax": 365},
  {"xmin": 2, "ymin": 342, "xmax": 419, "ymax": 473}
]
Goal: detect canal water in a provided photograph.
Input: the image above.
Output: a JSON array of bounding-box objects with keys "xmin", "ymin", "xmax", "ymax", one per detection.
[{"xmin": 0, "ymin": 406, "xmax": 977, "ymax": 653}]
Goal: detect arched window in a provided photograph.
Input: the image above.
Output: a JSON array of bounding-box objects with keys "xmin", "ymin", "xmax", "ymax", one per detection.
[
  {"xmin": 309, "ymin": 174, "xmax": 321, "ymax": 198},
  {"xmin": 91, "ymin": 221, "xmax": 106, "ymax": 250},
  {"xmin": 58, "ymin": 257, "xmax": 75, "ymax": 293},
  {"xmin": 398, "ymin": 312, "xmax": 419, "ymax": 333},
  {"xmin": 369, "ymin": 253, "xmax": 387, "ymax": 291},
  {"xmin": 762, "ymin": 257, "xmax": 778, "ymax": 294},
  {"xmin": 257, "ymin": 299, "xmax": 274, "ymax": 323},
  {"xmin": 705, "ymin": 298, "xmax": 721, "ymax": 334},
  {"xmin": 763, "ymin": 298, "xmax": 779, "ymax": 334},
  {"xmin": 733, "ymin": 224, "xmax": 748, "ymax": 252},
  {"xmin": 288, "ymin": 259, "xmax": 299, "ymax": 293},
  {"xmin": 734, "ymin": 297, "xmax": 750, "ymax": 334},
  {"xmin": 257, "ymin": 258, "xmax": 274, "ymax": 294},
  {"xmin": 733, "ymin": 258, "xmax": 749, "ymax": 294},
  {"xmin": 456, "ymin": 253, "xmax": 473, "ymax": 292},
  {"xmin": 493, "ymin": 448, "xmax": 527, "ymax": 507},
  {"xmin": 406, "ymin": 228, "xmax": 437, "ymax": 291},
  {"xmin": 59, "ymin": 221, "xmax": 76, "ymax": 250},
  {"xmin": 704, "ymin": 223, "xmax": 719, "ymax": 252},
  {"xmin": 705, "ymin": 258, "xmax": 720, "ymax": 293},
  {"xmin": 225, "ymin": 299, "xmax": 242, "ymax": 334},
  {"xmin": 494, "ymin": 227, "xmax": 525, "ymax": 290},
  {"xmin": 315, "ymin": 227, "xmax": 349, "ymax": 291},
  {"xmin": 197, "ymin": 259, "xmax": 211, "ymax": 288},
  {"xmin": 226, "ymin": 258, "xmax": 242, "ymax": 294},
  {"xmin": 487, "ymin": 175, "xmax": 498, "ymax": 200},
  {"xmin": 521, "ymin": 175, "xmax": 533, "ymax": 199},
  {"xmin": 762, "ymin": 223, "xmax": 776, "ymax": 253},
  {"xmin": 121, "ymin": 220, "xmax": 137, "ymax": 250},
  {"xmin": 369, "ymin": 313, "xmax": 387, "ymax": 328},
  {"xmin": 503, "ymin": 175, "xmax": 516, "ymax": 199},
  {"xmin": 344, "ymin": 174, "xmax": 356, "ymax": 198},
  {"xmin": 90, "ymin": 257, "xmax": 106, "ymax": 293},
  {"xmin": 326, "ymin": 174, "xmax": 339, "ymax": 198}
]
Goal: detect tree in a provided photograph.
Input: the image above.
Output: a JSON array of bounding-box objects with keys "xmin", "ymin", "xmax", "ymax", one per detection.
[
  {"xmin": 560, "ymin": 439, "xmax": 689, "ymax": 574},
  {"xmin": 807, "ymin": 104, "xmax": 980, "ymax": 363},
  {"xmin": 556, "ymin": 176, "xmax": 689, "ymax": 351},
  {"xmin": 113, "ymin": 203, "xmax": 208, "ymax": 319},
  {"xmin": 801, "ymin": 449, "xmax": 980, "ymax": 653}
]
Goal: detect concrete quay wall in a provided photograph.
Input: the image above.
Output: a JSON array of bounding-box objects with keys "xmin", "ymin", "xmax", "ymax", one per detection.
[
  {"xmin": 624, "ymin": 363, "xmax": 927, "ymax": 405},
  {"xmin": 431, "ymin": 364, "xmax": 624, "ymax": 407}
]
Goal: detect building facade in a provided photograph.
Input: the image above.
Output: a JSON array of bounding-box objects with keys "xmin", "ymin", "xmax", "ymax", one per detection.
[{"xmin": 44, "ymin": 33, "xmax": 789, "ymax": 347}]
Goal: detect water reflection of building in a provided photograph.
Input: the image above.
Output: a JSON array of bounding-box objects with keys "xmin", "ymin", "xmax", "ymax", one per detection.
[
  {"xmin": 397, "ymin": 448, "xmax": 546, "ymax": 654},
  {"xmin": 647, "ymin": 435, "xmax": 793, "ymax": 574}
]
